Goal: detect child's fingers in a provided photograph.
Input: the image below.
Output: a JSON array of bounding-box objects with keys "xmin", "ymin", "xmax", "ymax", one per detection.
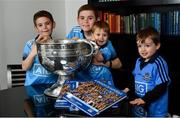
[
  {"xmin": 130, "ymin": 100, "xmax": 137, "ymax": 105},
  {"xmin": 36, "ymin": 35, "xmax": 51, "ymax": 43},
  {"xmin": 72, "ymin": 37, "xmax": 79, "ymax": 40},
  {"xmin": 130, "ymin": 98, "xmax": 145, "ymax": 105}
]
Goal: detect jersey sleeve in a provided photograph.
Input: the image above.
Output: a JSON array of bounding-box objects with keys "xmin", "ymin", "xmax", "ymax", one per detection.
[
  {"xmin": 154, "ymin": 56, "xmax": 171, "ymax": 85},
  {"xmin": 108, "ymin": 41, "xmax": 117, "ymax": 58},
  {"xmin": 66, "ymin": 26, "xmax": 84, "ymax": 39},
  {"xmin": 22, "ymin": 40, "xmax": 33, "ymax": 61}
]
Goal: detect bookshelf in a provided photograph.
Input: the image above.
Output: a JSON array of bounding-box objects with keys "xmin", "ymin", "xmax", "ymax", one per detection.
[{"xmin": 88, "ymin": 0, "xmax": 180, "ymax": 115}]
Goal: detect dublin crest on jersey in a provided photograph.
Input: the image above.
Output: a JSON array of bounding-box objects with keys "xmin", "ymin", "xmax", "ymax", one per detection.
[{"xmin": 143, "ymin": 72, "xmax": 151, "ymax": 81}]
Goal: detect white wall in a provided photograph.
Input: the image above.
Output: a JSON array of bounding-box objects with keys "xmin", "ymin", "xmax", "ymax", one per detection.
[
  {"xmin": 0, "ymin": 2, "xmax": 5, "ymax": 90},
  {"xmin": 65, "ymin": 0, "xmax": 87, "ymax": 34},
  {"xmin": 0, "ymin": 0, "xmax": 87, "ymax": 90}
]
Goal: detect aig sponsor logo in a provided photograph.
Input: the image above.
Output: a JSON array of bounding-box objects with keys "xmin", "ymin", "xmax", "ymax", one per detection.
[
  {"xmin": 135, "ymin": 81, "xmax": 147, "ymax": 96},
  {"xmin": 33, "ymin": 64, "xmax": 52, "ymax": 77}
]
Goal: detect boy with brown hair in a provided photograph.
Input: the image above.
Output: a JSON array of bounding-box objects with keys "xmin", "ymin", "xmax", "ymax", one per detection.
[
  {"xmin": 22, "ymin": 10, "xmax": 58, "ymax": 86},
  {"xmin": 66, "ymin": 4, "xmax": 97, "ymax": 40},
  {"xmin": 124, "ymin": 27, "xmax": 171, "ymax": 117}
]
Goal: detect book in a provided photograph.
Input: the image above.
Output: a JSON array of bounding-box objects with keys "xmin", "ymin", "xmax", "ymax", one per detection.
[
  {"xmin": 54, "ymin": 80, "xmax": 78, "ymax": 108},
  {"xmin": 63, "ymin": 80, "xmax": 127, "ymax": 116}
]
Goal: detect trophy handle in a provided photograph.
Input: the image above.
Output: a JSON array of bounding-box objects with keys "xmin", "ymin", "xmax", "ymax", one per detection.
[{"xmin": 81, "ymin": 40, "xmax": 98, "ymax": 57}]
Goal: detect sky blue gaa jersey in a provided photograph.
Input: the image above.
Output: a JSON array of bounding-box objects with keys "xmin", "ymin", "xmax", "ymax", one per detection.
[
  {"xmin": 132, "ymin": 54, "xmax": 170, "ymax": 117},
  {"xmin": 87, "ymin": 40, "xmax": 117, "ymax": 87},
  {"xmin": 22, "ymin": 38, "xmax": 58, "ymax": 86},
  {"xmin": 66, "ymin": 26, "xmax": 93, "ymax": 81},
  {"xmin": 66, "ymin": 26, "xmax": 85, "ymax": 39}
]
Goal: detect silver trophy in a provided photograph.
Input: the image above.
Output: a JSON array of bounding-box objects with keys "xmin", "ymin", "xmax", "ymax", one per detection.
[{"xmin": 36, "ymin": 38, "xmax": 97, "ymax": 97}]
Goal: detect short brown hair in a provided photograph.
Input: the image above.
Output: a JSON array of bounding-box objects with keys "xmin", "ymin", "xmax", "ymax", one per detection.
[
  {"xmin": 136, "ymin": 26, "xmax": 160, "ymax": 45},
  {"xmin": 78, "ymin": 4, "xmax": 98, "ymax": 19},
  {"xmin": 33, "ymin": 10, "xmax": 54, "ymax": 26},
  {"xmin": 92, "ymin": 21, "xmax": 110, "ymax": 35}
]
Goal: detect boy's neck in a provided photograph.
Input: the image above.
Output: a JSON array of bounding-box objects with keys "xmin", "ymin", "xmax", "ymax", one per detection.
[{"xmin": 84, "ymin": 31, "xmax": 92, "ymax": 40}]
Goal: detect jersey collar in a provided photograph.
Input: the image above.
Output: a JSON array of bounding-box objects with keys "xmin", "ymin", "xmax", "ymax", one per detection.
[{"xmin": 140, "ymin": 51, "xmax": 160, "ymax": 69}]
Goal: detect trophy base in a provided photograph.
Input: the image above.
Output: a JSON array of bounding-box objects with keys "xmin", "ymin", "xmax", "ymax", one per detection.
[
  {"xmin": 44, "ymin": 82, "xmax": 63, "ymax": 98},
  {"xmin": 44, "ymin": 74, "xmax": 70, "ymax": 98}
]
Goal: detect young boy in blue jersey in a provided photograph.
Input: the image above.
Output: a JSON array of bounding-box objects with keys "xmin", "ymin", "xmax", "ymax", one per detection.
[
  {"xmin": 123, "ymin": 27, "xmax": 171, "ymax": 117},
  {"xmin": 87, "ymin": 21, "xmax": 122, "ymax": 86},
  {"xmin": 22, "ymin": 10, "xmax": 58, "ymax": 86},
  {"xmin": 66, "ymin": 4, "xmax": 97, "ymax": 40},
  {"xmin": 66, "ymin": 4, "xmax": 98, "ymax": 82}
]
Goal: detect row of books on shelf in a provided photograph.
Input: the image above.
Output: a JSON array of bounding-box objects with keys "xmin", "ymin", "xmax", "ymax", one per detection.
[{"xmin": 98, "ymin": 10, "xmax": 180, "ymax": 35}]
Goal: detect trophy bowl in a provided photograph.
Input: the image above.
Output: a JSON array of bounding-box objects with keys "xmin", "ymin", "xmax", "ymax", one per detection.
[{"xmin": 36, "ymin": 38, "xmax": 97, "ymax": 97}]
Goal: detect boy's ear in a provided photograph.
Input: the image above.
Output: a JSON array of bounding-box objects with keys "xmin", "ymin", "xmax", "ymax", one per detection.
[{"xmin": 156, "ymin": 43, "xmax": 161, "ymax": 50}]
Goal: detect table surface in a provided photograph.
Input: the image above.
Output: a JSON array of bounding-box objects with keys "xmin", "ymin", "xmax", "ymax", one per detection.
[{"xmin": 0, "ymin": 84, "xmax": 134, "ymax": 117}]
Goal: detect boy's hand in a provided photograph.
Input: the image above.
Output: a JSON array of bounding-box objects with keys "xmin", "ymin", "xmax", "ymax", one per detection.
[
  {"xmin": 130, "ymin": 98, "xmax": 145, "ymax": 105},
  {"xmin": 92, "ymin": 51, "xmax": 105, "ymax": 66},
  {"xmin": 94, "ymin": 51, "xmax": 104, "ymax": 62},
  {"xmin": 36, "ymin": 34, "xmax": 51, "ymax": 43},
  {"xmin": 123, "ymin": 88, "xmax": 130, "ymax": 93}
]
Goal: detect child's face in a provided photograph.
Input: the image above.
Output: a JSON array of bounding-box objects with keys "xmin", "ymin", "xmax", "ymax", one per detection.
[
  {"xmin": 77, "ymin": 10, "xmax": 96, "ymax": 33},
  {"xmin": 137, "ymin": 37, "xmax": 160, "ymax": 62},
  {"xmin": 35, "ymin": 17, "xmax": 55, "ymax": 36},
  {"xmin": 93, "ymin": 28, "xmax": 108, "ymax": 46}
]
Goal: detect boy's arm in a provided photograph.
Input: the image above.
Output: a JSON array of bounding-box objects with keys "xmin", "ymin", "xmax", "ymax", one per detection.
[
  {"xmin": 94, "ymin": 57, "xmax": 122, "ymax": 69},
  {"xmin": 108, "ymin": 41, "xmax": 122, "ymax": 69},
  {"xmin": 130, "ymin": 82, "xmax": 168, "ymax": 105},
  {"xmin": 123, "ymin": 72, "xmax": 136, "ymax": 100},
  {"xmin": 141, "ymin": 82, "xmax": 168, "ymax": 105},
  {"xmin": 110, "ymin": 57, "xmax": 122, "ymax": 69},
  {"xmin": 22, "ymin": 35, "xmax": 51, "ymax": 70},
  {"xmin": 92, "ymin": 51, "xmax": 104, "ymax": 63},
  {"xmin": 22, "ymin": 43, "xmax": 37, "ymax": 71}
]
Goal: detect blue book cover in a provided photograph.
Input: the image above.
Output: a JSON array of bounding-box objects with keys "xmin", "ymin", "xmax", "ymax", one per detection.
[
  {"xmin": 54, "ymin": 80, "xmax": 79, "ymax": 108},
  {"xmin": 63, "ymin": 80, "xmax": 127, "ymax": 116}
]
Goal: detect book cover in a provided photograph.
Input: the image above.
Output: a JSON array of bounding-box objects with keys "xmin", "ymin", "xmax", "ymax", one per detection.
[
  {"xmin": 54, "ymin": 80, "xmax": 78, "ymax": 108},
  {"xmin": 63, "ymin": 80, "xmax": 127, "ymax": 116}
]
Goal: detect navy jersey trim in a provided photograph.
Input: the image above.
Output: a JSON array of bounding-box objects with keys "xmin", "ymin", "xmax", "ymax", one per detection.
[{"xmin": 155, "ymin": 56, "xmax": 170, "ymax": 83}]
